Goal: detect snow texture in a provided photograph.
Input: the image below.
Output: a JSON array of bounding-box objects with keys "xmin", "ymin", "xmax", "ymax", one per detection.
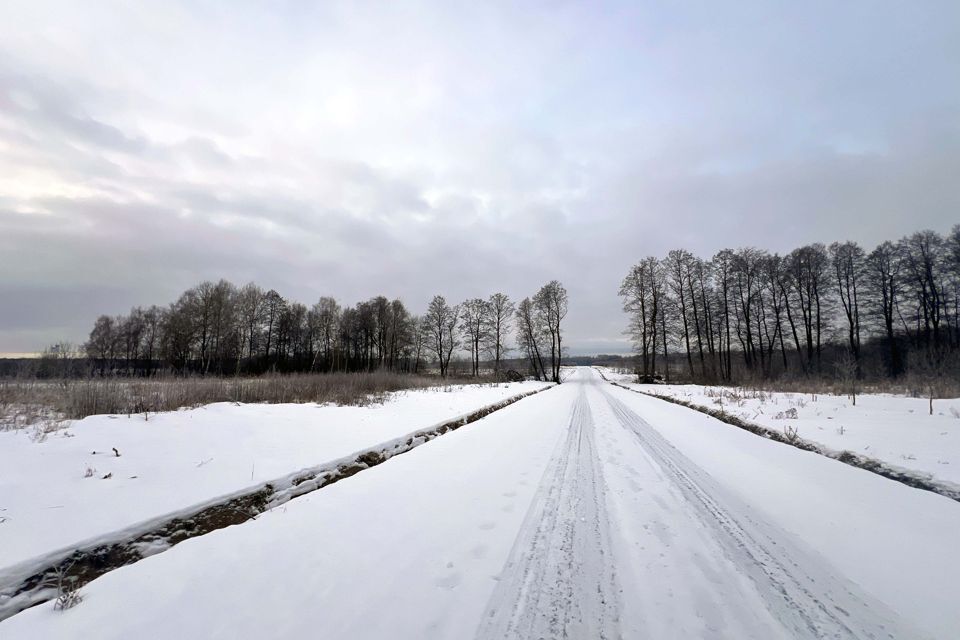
[
  {"xmin": 606, "ymin": 374, "xmax": 960, "ymax": 487},
  {"xmin": 0, "ymin": 381, "xmax": 548, "ymax": 573},
  {"xmin": 3, "ymin": 369, "xmax": 958, "ymax": 639}
]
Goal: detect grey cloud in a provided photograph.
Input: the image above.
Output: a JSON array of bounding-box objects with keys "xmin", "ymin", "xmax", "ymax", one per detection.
[{"xmin": 0, "ymin": 1, "xmax": 959, "ymax": 353}]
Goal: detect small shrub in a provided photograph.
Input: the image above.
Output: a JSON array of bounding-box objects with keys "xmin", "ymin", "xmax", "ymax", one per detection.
[{"xmin": 44, "ymin": 565, "xmax": 83, "ymax": 612}]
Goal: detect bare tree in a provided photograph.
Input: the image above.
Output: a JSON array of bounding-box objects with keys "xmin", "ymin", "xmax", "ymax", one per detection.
[
  {"xmin": 411, "ymin": 315, "xmax": 429, "ymax": 373},
  {"xmin": 515, "ymin": 297, "xmax": 547, "ymax": 381},
  {"xmin": 665, "ymin": 249, "xmax": 697, "ymax": 378},
  {"xmin": 830, "ymin": 241, "xmax": 865, "ymax": 377},
  {"xmin": 236, "ymin": 283, "xmax": 266, "ymax": 369},
  {"xmin": 711, "ymin": 250, "xmax": 735, "ymax": 381},
  {"xmin": 86, "ymin": 315, "xmax": 117, "ymax": 374},
  {"xmin": 899, "ymin": 230, "xmax": 945, "ymax": 356},
  {"xmin": 534, "ymin": 281, "xmax": 568, "ymax": 383},
  {"xmin": 619, "ymin": 258, "xmax": 664, "ymax": 380},
  {"xmin": 426, "ymin": 295, "xmax": 460, "ymax": 377},
  {"xmin": 785, "ymin": 244, "xmax": 830, "ymax": 373},
  {"xmin": 485, "ymin": 292, "xmax": 515, "ymax": 375},
  {"xmin": 262, "ymin": 289, "xmax": 286, "ymax": 367},
  {"xmin": 459, "ymin": 298, "xmax": 490, "ymax": 376}
]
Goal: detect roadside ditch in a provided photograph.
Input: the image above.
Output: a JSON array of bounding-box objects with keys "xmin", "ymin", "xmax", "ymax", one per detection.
[{"xmin": 0, "ymin": 384, "xmax": 553, "ymax": 622}]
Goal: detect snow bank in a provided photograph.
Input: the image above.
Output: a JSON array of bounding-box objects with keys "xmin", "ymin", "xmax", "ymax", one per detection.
[
  {"xmin": 0, "ymin": 381, "xmax": 549, "ymax": 572},
  {"xmin": 603, "ymin": 372, "xmax": 960, "ymax": 486},
  {"xmin": 0, "ymin": 380, "xmax": 575, "ymax": 640}
]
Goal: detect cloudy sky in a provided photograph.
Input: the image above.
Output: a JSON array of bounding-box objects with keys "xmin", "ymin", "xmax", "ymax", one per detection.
[{"xmin": 1, "ymin": 1, "xmax": 958, "ymax": 355}]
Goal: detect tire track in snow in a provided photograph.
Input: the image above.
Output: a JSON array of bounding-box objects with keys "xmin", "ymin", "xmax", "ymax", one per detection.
[
  {"xmin": 475, "ymin": 388, "xmax": 621, "ymax": 640},
  {"xmin": 600, "ymin": 386, "xmax": 922, "ymax": 640}
]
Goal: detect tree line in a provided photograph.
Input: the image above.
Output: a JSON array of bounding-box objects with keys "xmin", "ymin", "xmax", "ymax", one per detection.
[
  {"xmin": 619, "ymin": 226, "xmax": 960, "ymax": 385},
  {"xmin": 78, "ymin": 280, "xmax": 568, "ymax": 381}
]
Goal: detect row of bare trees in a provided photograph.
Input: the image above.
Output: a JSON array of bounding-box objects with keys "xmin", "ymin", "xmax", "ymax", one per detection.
[
  {"xmin": 81, "ymin": 280, "xmax": 569, "ymax": 380},
  {"xmin": 420, "ymin": 281, "xmax": 568, "ymax": 382},
  {"xmin": 515, "ymin": 281, "xmax": 569, "ymax": 383},
  {"xmin": 620, "ymin": 226, "xmax": 960, "ymax": 384},
  {"xmin": 84, "ymin": 283, "xmax": 425, "ymax": 375}
]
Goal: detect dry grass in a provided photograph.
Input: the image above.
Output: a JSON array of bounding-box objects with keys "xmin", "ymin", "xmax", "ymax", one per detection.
[
  {"xmin": 0, "ymin": 371, "xmax": 494, "ymax": 437},
  {"xmin": 694, "ymin": 371, "xmax": 960, "ymax": 400}
]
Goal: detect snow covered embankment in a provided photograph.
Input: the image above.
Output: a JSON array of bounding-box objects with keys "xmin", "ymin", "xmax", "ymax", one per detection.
[
  {"xmin": 600, "ymin": 372, "xmax": 960, "ymax": 502},
  {"xmin": 0, "ymin": 382, "xmax": 550, "ymax": 621}
]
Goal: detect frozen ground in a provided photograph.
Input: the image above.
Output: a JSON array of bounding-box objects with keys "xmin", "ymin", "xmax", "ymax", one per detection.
[
  {"xmin": 4, "ymin": 368, "xmax": 959, "ymax": 639},
  {"xmin": 605, "ymin": 371, "xmax": 960, "ymax": 486},
  {"xmin": 0, "ymin": 381, "xmax": 548, "ymax": 572}
]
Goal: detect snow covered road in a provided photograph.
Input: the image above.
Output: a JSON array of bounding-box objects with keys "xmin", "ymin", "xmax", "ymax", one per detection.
[
  {"xmin": 595, "ymin": 385, "xmax": 911, "ymax": 638},
  {"xmin": 478, "ymin": 373, "xmax": 920, "ymax": 639},
  {"xmin": 3, "ymin": 368, "xmax": 958, "ymax": 639},
  {"xmin": 476, "ymin": 387, "xmax": 620, "ymax": 639}
]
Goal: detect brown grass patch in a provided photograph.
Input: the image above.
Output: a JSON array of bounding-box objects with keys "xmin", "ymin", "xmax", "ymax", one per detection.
[{"xmin": 0, "ymin": 372, "xmax": 497, "ymax": 435}]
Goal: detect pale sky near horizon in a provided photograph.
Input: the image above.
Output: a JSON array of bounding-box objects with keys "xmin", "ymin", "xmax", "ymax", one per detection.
[{"xmin": 1, "ymin": 1, "xmax": 958, "ymax": 355}]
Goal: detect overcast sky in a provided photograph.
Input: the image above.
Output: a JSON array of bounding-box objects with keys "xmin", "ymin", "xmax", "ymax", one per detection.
[{"xmin": 1, "ymin": 1, "xmax": 958, "ymax": 355}]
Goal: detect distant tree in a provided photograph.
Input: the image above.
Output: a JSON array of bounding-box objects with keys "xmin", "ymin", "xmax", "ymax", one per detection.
[
  {"xmin": 711, "ymin": 249, "xmax": 735, "ymax": 381},
  {"xmin": 86, "ymin": 315, "xmax": 116, "ymax": 374},
  {"xmin": 534, "ymin": 281, "xmax": 568, "ymax": 383},
  {"xmin": 899, "ymin": 230, "xmax": 945, "ymax": 356},
  {"xmin": 262, "ymin": 289, "xmax": 286, "ymax": 366},
  {"xmin": 459, "ymin": 298, "xmax": 490, "ymax": 376},
  {"xmin": 411, "ymin": 314, "xmax": 429, "ymax": 374},
  {"xmin": 760, "ymin": 254, "xmax": 790, "ymax": 376},
  {"xmin": 830, "ymin": 241, "xmax": 865, "ymax": 377},
  {"xmin": 665, "ymin": 249, "xmax": 697, "ymax": 378},
  {"xmin": 160, "ymin": 299, "xmax": 195, "ymax": 372},
  {"xmin": 619, "ymin": 258, "xmax": 664, "ymax": 380},
  {"xmin": 785, "ymin": 244, "xmax": 831, "ymax": 373},
  {"xmin": 236, "ymin": 283, "xmax": 266, "ymax": 369},
  {"xmin": 310, "ymin": 297, "xmax": 340, "ymax": 371},
  {"xmin": 485, "ymin": 293, "xmax": 515, "ymax": 375},
  {"xmin": 425, "ymin": 296, "xmax": 460, "ymax": 377},
  {"xmin": 141, "ymin": 305, "xmax": 164, "ymax": 376},
  {"xmin": 515, "ymin": 297, "xmax": 547, "ymax": 381},
  {"xmin": 387, "ymin": 299, "xmax": 411, "ymax": 371}
]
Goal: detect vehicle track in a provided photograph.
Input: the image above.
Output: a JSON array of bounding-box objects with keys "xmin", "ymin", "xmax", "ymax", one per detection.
[
  {"xmin": 599, "ymin": 384, "xmax": 920, "ymax": 640},
  {"xmin": 478, "ymin": 370, "xmax": 923, "ymax": 639},
  {"xmin": 475, "ymin": 388, "xmax": 621, "ymax": 640}
]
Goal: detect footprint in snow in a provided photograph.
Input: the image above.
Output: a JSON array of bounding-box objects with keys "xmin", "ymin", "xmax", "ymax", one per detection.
[{"xmin": 435, "ymin": 568, "xmax": 462, "ymax": 590}]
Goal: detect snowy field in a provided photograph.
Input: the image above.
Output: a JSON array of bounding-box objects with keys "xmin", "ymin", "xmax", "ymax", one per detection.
[
  {"xmin": 3, "ymin": 368, "xmax": 959, "ymax": 639},
  {"xmin": 0, "ymin": 381, "xmax": 548, "ymax": 573},
  {"xmin": 603, "ymin": 371, "xmax": 960, "ymax": 487}
]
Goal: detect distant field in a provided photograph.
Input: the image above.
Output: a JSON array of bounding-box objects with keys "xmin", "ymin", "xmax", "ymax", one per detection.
[{"xmin": 0, "ymin": 371, "xmax": 500, "ymax": 437}]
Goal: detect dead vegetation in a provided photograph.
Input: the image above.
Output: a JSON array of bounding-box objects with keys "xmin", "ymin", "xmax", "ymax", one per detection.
[
  {"xmin": 696, "ymin": 371, "xmax": 960, "ymax": 402},
  {"xmin": 0, "ymin": 371, "xmax": 497, "ymax": 436}
]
